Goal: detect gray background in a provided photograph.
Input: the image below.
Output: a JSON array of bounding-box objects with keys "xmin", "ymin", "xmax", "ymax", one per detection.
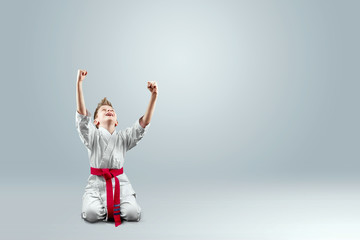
[{"xmin": 1, "ymin": 0, "xmax": 359, "ymax": 239}]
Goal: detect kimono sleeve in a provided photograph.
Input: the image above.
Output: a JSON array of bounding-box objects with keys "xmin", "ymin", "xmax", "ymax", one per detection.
[
  {"xmin": 123, "ymin": 117, "xmax": 150, "ymax": 151},
  {"xmin": 75, "ymin": 109, "xmax": 96, "ymax": 150}
]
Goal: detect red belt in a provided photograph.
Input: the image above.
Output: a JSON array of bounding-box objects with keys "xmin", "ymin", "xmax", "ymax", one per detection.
[{"xmin": 91, "ymin": 167, "xmax": 123, "ymax": 227}]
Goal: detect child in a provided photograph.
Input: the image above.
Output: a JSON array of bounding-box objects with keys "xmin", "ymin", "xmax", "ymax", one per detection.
[{"xmin": 75, "ymin": 69, "xmax": 158, "ymax": 227}]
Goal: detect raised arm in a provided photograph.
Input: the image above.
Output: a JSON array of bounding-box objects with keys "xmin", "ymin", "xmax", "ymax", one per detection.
[
  {"xmin": 75, "ymin": 69, "xmax": 96, "ymax": 150},
  {"xmin": 140, "ymin": 81, "xmax": 158, "ymax": 128},
  {"xmin": 122, "ymin": 81, "xmax": 158, "ymax": 151},
  {"xmin": 76, "ymin": 69, "xmax": 88, "ymax": 115}
]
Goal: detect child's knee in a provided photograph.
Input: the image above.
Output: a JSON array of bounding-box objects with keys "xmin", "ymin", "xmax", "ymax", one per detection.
[
  {"xmin": 82, "ymin": 205, "xmax": 106, "ymax": 223},
  {"xmin": 83, "ymin": 210, "xmax": 98, "ymax": 223},
  {"xmin": 121, "ymin": 203, "xmax": 141, "ymax": 222}
]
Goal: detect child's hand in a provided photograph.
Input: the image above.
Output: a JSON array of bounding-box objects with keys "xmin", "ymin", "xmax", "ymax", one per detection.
[
  {"xmin": 147, "ymin": 81, "xmax": 158, "ymax": 94},
  {"xmin": 77, "ymin": 69, "xmax": 87, "ymax": 83}
]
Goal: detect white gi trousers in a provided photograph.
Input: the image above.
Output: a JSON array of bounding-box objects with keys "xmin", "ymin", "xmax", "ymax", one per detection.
[{"xmin": 81, "ymin": 192, "xmax": 142, "ymax": 223}]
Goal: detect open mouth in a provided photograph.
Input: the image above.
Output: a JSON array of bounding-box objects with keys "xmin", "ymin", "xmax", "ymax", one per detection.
[{"xmin": 105, "ymin": 113, "xmax": 113, "ymax": 117}]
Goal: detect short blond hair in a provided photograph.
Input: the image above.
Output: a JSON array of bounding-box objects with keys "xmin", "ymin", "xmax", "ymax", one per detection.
[{"xmin": 94, "ymin": 97, "xmax": 113, "ymax": 127}]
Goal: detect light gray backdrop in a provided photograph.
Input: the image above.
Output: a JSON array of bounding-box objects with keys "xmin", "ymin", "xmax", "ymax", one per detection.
[{"xmin": 1, "ymin": 0, "xmax": 359, "ymax": 239}]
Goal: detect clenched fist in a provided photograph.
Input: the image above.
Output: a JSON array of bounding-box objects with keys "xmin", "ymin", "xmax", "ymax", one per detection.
[
  {"xmin": 77, "ymin": 69, "xmax": 87, "ymax": 83},
  {"xmin": 147, "ymin": 81, "xmax": 158, "ymax": 94}
]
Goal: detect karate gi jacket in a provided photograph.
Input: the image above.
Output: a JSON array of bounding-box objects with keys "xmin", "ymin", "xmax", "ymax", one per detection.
[{"xmin": 75, "ymin": 109, "xmax": 150, "ymax": 208}]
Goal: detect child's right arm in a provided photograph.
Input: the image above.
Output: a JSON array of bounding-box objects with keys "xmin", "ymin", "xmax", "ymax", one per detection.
[
  {"xmin": 75, "ymin": 69, "xmax": 95, "ymax": 150},
  {"xmin": 76, "ymin": 69, "xmax": 87, "ymax": 115}
]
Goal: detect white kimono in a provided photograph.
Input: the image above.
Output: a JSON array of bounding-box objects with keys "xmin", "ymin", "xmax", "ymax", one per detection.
[{"xmin": 75, "ymin": 109, "xmax": 150, "ymax": 222}]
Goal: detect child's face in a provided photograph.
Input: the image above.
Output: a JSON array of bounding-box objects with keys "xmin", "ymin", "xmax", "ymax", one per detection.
[{"xmin": 94, "ymin": 105, "xmax": 118, "ymax": 128}]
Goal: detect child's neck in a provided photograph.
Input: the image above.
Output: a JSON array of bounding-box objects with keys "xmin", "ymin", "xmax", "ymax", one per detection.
[{"xmin": 99, "ymin": 123, "xmax": 116, "ymax": 135}]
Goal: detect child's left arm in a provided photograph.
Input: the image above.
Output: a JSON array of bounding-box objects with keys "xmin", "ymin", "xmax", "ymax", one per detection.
[
  {"xmin": 139, "ymin": 81, "xmax": 158, "ymax": 128},
  {"xmin": 121, "ymin": 81, "xmax": 158, "ymax": 151}
]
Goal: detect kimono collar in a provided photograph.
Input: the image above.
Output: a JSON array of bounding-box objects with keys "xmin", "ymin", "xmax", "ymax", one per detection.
[{"xmin": 99, "ymin": 126, "xmax": 117, "ymax": 141}]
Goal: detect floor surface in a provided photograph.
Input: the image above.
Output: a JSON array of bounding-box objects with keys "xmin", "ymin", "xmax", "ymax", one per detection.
[{"xmin": 2, "ymin": 181, "xmax": 360, "ymax": 240}]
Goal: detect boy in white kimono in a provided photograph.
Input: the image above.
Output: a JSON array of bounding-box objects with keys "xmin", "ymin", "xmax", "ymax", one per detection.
[{"xmin": 75, "ymin": 69, "xmax": 158, "ymax": 227}]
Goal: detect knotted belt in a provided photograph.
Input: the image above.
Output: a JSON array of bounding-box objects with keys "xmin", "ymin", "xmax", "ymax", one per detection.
[{"xmin": 90, "ymin": 167, "xmax": 123, "ymax": 227}]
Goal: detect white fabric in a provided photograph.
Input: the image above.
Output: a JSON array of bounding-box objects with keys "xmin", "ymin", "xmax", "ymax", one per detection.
[
  {"xmin": 81, "ymin": 193, "xmax": 141, "ymax": 223},
  {"xmin": 76, "ymin": 109, "xmax": 149, "ymax": 222}
]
